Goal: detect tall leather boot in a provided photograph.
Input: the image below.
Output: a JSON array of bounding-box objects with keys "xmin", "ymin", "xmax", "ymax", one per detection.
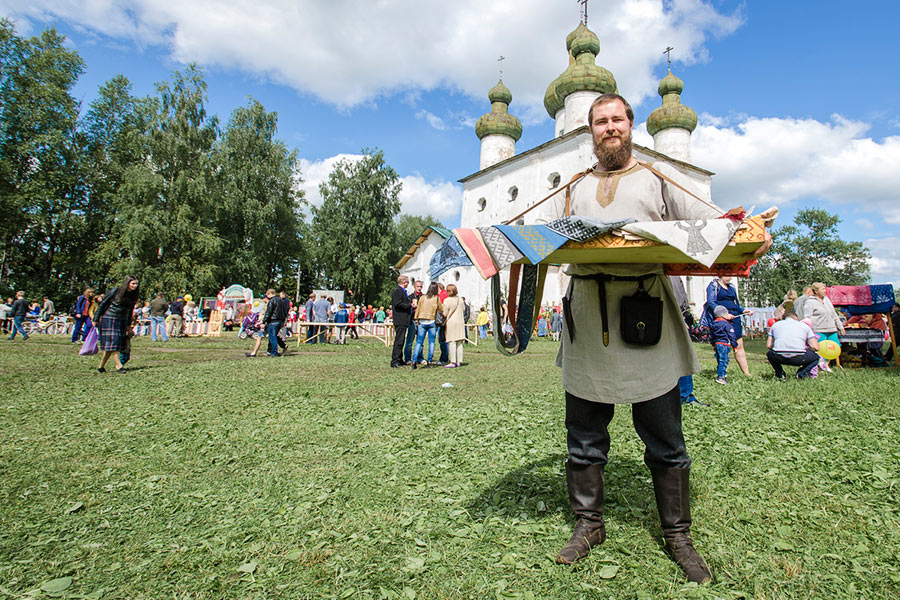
[
  {"xmin": 556, "ymin": 461, "xmax": 605, "ymax": 564},
  {"xmin": 651, "ymin": 467, "xmax": 712, "ymax": 583}
]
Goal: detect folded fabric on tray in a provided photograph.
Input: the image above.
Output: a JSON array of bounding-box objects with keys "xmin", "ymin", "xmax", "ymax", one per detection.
[
  {"xmin": 453, "ymin": 228, "xmax": 498, "ymax": 279},
  {"xmin": 621, "ymin": 218, "xmax": 739, "ymax": 268},
  {"xmin": 544, "ymin": 216, "xmax": 636, "ymax": 242},
  {"xmin": 429, "ymin": 234, "xmax": 473, "ymax": 279},
  {"xmin": 478, "ymin": 226, "xmax": 524, "ymax": 270},
  {"xmin": 492, "ymin": 224, "xmax": 568, "ymax": 265},
  {"xmin": 827, "ymin": 285, "xmax": 872, "ymax": 306}
]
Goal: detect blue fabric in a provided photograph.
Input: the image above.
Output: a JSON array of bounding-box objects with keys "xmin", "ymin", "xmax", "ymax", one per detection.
[
  {"xmin": 9, "ymin": 315, "xmax": 28, "ymax": 340},
  {"xmin": 430, "ymin": 235, "xmax": 473, "ymax": 280},
  {"xmin": 817, "ymin": 331, "xmax": 840, "ymax": 344},
  {"xmin": 266, "ymin": 320, "xmax": 283, "ymax": 355},
  {"xmin": 714, "ymin": 344, "xmax": 731, "ymax": 379},
  {"xmin": 478, "ymin": 324, "xmax": 487, "ymax": 339},
  {"xmin": 544, "ymin": 216, "xmax": 636, "ymax": 242},
  {"xmin": 150, "ymin": 315, "xmax": 168, "ymax": 341},
  {"xmin": 678, "ymin": 375, "xmax": 693, "ymax": 403},
  {"xmin": 493, "ymin": 224, "xmax": 568, "ymax": 265},
  {"xmin": 71, "ymin": 315, "xmax": 92, "ymax": 342},
  {"xmin": 702, "ymin": 280, "xmax": 745, "ymax": 336},
  {"xmin": 843, "ymin": 284, "xmax": 895, "ymax": 315},
  {"xmin": 412, "ymin": 321, "xmax": 437, "ymax": 363},
  {"xmin": 710, "ymin": 318, "xmax": 738, "ymax": 347}
]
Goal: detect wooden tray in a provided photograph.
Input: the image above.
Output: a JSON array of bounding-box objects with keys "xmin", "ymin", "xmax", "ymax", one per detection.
[{"xmin": 519, "ymin": 217, "xmax": 768, "ymax": 265}]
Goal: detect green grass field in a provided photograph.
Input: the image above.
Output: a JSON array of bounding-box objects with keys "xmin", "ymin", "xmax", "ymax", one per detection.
[{"xmin": 1, "ymin": 333, "xmax": 898, "ymax": 600}]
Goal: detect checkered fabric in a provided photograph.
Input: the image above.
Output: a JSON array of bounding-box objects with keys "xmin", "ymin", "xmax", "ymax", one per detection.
[{"xmin": 544, "ymin": 216, "xmax": 636, "ymax": 242}]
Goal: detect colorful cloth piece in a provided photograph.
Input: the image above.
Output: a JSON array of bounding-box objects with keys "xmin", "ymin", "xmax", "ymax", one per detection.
[
  {"xmin": 827, "ymin": 285, "xmax": 871, "ymax": 306},
  {"xmin": 831, "ymin": 284, "xmax": 896, "ymax": 315},
  {"xmin": 453, "ymin": 228, "xmax": 498, "ymax": 280},
  {"xmin": 545, "ymin": 216, "xmax": 636, "ymax": 242},
  {"xmin": 664, "ymin": 260, "xmax": 756, "ymax": 278},
  {"xmin": 429, "ymin": 234, "xmax": 473, "ymax": 280},
  {"xmin": 478, "ymin": 226, "xmax": 523, "ymax": 270},
  {"xmin": 621, "ymin": 219, "xmax": 739, "ymax": 268},
  {"xmin": 493, "ymin": 224, "xmax": 568, "ymax": 265}
]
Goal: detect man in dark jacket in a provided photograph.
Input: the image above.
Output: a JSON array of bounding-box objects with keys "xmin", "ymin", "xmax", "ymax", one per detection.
[
  {"xmin": 8, "ymin": 291, "xmax": 29, "ymax": 340},
  {"xmin": 261, "ymin": 289, "xmax": 289, "ymax": 357},
  {"xmin": 169, "ymin": 297, "xmax": 185, "ymax": 337},
  {"xmin": 390, "ymin": 275, "xmax": 412, "ymax": 367}
]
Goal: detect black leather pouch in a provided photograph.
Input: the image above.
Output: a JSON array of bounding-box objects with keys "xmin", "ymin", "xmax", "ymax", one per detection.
[{"xmin": 620, "ymin": 282, "xmax": 662, "ymax": 346}]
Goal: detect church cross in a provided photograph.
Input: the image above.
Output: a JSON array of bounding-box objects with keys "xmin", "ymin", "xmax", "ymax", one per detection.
[
  {"xmin": 498, "ymin": 55, "xmax": 505, "ymax": 80},
  {"xmin": 663, "ymin": 46, "xmax": 674, "ymax": 70},
  {"xmin": 578, "ymin": 0, "xmax": 589, "ymax": 25}
]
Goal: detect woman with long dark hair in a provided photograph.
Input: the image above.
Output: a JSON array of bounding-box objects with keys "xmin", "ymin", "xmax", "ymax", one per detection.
[{"xmin": 95, "ymin": 276, "xmax": 141, "ymax": 373}]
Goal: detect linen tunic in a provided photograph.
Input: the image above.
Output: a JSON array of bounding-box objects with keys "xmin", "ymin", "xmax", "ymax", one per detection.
[{"xmin": 549, "ymin": 162, "xmax": 723, "ymax": 404}]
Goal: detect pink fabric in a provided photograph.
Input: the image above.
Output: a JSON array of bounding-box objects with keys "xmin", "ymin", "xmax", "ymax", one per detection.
[{"xmin": 827, "ymin": 285, "xmax": 871, "ymax": 306}]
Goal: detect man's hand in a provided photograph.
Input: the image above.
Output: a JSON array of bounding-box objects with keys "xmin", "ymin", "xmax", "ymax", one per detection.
[{"xmin": 752, "ymin": 230, "xmax": 773, "ymax": 257}]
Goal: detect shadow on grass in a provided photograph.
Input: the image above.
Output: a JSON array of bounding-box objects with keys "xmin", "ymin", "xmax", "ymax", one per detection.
[{"xmin": 467, "ymin": 453, "xmax": 662, "ymax": 539}]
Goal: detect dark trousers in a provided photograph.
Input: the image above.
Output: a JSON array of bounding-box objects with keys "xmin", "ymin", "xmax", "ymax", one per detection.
[
  {"xmin": 565, "ymin": 386, "xmax": 690, "ymax": 471},
  {"xmin": 391, "ymin": 320, "xmax": 409, "ymax": 366},
  {"xmin": 266, "ymin": 321, "xmax": 283, "ymax": 355},
  {"xmin": 437, "ymin": 326, "xmax": 449, "ymax": 363},
  {"xmin": 72, "ymin": 315, "xmax": 92, "ymax": 342},
  {"xmin": 305, "ymin": 324, "xmax": 319, "ymax": 343},
  {"xmin": 766, "ymin": 349, "xmax": 818, "ymax": 378},
  {"xmin": 403, "ymin": 321, "xmax": 417, "ymax": 362}
]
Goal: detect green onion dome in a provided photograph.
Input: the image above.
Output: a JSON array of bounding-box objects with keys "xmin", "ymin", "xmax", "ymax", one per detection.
[
  {"xmin": 543, "ymin": 23, "xmax": 582, "ymax": 117},
  {"xmin": 475, "ymin": 79, "xmax": 523, "ymax": 141},
  {"xmin": 553, "ymin": 22, "xmax": 617, "ymax": 102},
  {"xmin": 646, "ymin": 71, "xmax": 698, "ymax": 135}
]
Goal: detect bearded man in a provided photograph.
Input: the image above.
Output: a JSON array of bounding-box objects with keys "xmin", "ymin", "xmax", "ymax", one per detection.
[{"xmin": 552, "ymin": 93, "xmax": 769, "ymax": 583}]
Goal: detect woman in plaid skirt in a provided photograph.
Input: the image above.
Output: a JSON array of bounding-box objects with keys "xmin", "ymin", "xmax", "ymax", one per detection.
[{"xmin": 95, "ymin": 276, "xmax": 141, "ymax": 373}]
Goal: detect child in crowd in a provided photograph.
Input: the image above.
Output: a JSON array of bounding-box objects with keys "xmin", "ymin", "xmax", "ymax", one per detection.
[{"xmin": 710, "ymin": 305, "xmax": 738, "ymax": 384}]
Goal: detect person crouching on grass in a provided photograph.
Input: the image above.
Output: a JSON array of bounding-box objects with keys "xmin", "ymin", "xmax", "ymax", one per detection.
[{"xmin": 710, "ymin": 305, "xmax": 738, "ymax": 385}]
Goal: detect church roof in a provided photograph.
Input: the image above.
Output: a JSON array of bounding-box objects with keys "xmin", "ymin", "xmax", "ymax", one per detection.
[
  {"xmin": 646, "ymin": 70, "xmax": 698, "ymax": 135},
  {"xmin": 459, "ymin": 125, "xmax": 713, "ymax": 183},
  {"xmin": 394, "ymin": 225, "xmax": 452, "ymax": 270},
  {"xmin": 475, "ymin": 79, "xmax": 523, "ymax": 141},
  {"xmin": 551, "ymin": 22, "xmax": 617, "ymax": 112}
]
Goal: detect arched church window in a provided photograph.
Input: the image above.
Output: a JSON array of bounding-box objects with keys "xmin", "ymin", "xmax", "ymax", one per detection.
[
  {"xmin": 508, "ymin": 186, "xmax": 518, "ymax": 202},
  {"xmin": 476, "ymin": 197, "xmax": 486, "ymax": 212},
  {"xmin": 548, "ymin": 172, "xmax": 561, "ymax": 188},
  {"xmin": 454, "ymin": 270, "xmax": 460, "ymax": 281}
]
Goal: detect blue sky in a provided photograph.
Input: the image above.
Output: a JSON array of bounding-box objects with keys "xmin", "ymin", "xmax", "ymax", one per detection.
[{"xmin": 4, "ymin": 0, "xmax": 899, "ymax": 287}]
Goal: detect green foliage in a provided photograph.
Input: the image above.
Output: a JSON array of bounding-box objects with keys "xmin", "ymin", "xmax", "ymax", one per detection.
[
  {"xmin": 0, "ymin": 20, "xmax": 86, "ymax": 299},
  {"xmin": 393, "ymin": 213, "xmax": 444, "ymax": 263},
  {"xmin": 310, "ymin": 149, "xmax": 402, "ymax": 304},
  {"xmin": 0, "ymin": 335, "xmax": 898, "ymax": 599},
  {"xmin": 209, "ymin": 99, "xmax": 307, "ymax": 292},
  {"xmin": 744, "ymin": 208, "xmax": 871, "ymax": 305}
]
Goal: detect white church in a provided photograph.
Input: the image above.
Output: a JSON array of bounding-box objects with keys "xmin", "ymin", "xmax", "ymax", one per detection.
[{"xmin": 396, "ymin": 21, "xmax": 717, "ymax": 317}]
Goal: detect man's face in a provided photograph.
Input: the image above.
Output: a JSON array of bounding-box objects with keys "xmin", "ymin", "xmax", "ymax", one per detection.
[
  {"xmin": 399, "ymin": 278, "xmax": 409, "ymax": 288},
  {"xmin": 414, "ymin": 282, "xmax": 423, "ymax": 294},
  {"xmin": 590, "ymin": 100, "xmax": 633, "ymax": 170}
]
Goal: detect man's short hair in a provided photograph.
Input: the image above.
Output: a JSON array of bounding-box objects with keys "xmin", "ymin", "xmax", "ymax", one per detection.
[
  {"xmin": 266, "ymin": 288, "xmax": 276, "ymax": 296},
  {"xmin": 397, "ymin": 275, "xmax": 409, "ymax": 284},
  {"xmin": 802, "ymin": 286, "xmax": 813, "ymax": 294},
  {"xmin": 587, "ymin": 93, "xmax": 634, "ymax": 124},
  {"xmin": 783, "ymin": 310, "xmax": 798, "ymax": 319},
  {"xmin": 713, "ymin": 305, "xmax": 729, "ymax": 318},
  {"xmin": 16, "ymin": 290, "xmax": 25, "ymax": 298}
]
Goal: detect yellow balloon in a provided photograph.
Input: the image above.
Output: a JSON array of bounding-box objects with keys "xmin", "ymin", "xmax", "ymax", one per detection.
[
  {"xmin": 818, "ymin": 339, "xmax": 841, "ymax": 360},
  {"xmin": 184, "ymin": 294, "xmax": 193, "ymax": 302}
]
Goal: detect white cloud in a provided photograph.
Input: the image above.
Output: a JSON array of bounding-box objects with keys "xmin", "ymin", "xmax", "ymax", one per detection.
[
  {"xmin": 397, "ymin": 174, "xmax": 462, "ymax": 221},
  {"xmin": 688, "ymin": 114, "xmax": 900, "ymax": 225},
  {"xmin": 2, "ymin": 0, "xmax": 741, "ymax": 113},
  {"xmin": 856, "ymin": 219, "xmax": 875, "ymax": 230},
  {"xmin": 865, "ymin": 237, "xmax": 900, "ymax": 288},
  {"xmin": 298, "ymin": 155, "xmax": 461, "ymax": 222},
  {"xmin": 415, "ymin": 110, "xmax": 447, "ymax": 131}
]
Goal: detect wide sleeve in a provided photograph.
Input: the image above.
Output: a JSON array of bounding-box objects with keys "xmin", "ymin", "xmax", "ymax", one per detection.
[
  {"xmin": 656, "ymin": 162, "xmax": 723, "ymax": 221},
  {"xmin": 94, "ymin": 289, "xmax": 116, "ymax": 323}
]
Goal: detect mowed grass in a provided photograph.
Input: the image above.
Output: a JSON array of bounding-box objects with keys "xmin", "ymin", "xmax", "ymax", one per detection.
[{"xmin": 0, "ymin": 333, "xmax": 898, "ymax": 600}]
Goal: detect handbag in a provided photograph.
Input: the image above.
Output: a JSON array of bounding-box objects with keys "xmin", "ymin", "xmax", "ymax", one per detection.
[
  {"xmin": 434, "ymin": 309, "xmax": 446, "ymax": 327},
  {"xmin": 79, "ymin": 326, "xmax": 99, "ymax": 355},
  {"xmin": 620, "ymin": 281, "xmax": 663, "ymax": 346}
]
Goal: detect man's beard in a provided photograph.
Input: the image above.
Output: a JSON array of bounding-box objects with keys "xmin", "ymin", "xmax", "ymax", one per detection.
[{"xmin": 593, "ymin": 133, "xmax": 633, "ymax": 170}]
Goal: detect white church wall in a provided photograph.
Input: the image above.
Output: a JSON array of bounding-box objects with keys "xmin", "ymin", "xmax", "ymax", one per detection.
[
  {"xmin": 563, "ymin": 91, "xmax": 599, "ymax": 134},
  {"xmin": 480, "ymin": 133, "xmax": 516, "ymax": 170},
  {"xmin": 653, "ymin": 128, "xmax": 692, "ymax": 163}
]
